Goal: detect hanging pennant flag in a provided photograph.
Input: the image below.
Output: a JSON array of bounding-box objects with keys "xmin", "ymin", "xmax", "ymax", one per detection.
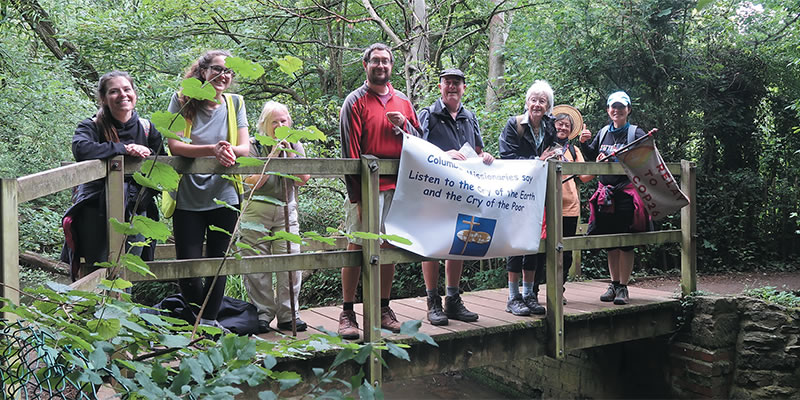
[{"xmin": 616, "ymin": 134, "xmax": 689, "ymax": 220}]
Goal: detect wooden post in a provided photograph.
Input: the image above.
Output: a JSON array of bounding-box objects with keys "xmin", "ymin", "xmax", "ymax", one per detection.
[
  {"xmin": 680, "ymin": 160, "xmax": 697, "ymax": 296},
  {"xmin": 105, "ymin": 156, "xmax": 125, "ymax": 278},
  {"xmin": 360, "ymin": 155, "xmax": 382, "ymax": 385},
  {"xmin": 545, "ymin": 160, "xmax": 565, "ymax": 360},
  {"xmin": 0, "ymin": 178, "xmax": 19, "ymax": 319}
]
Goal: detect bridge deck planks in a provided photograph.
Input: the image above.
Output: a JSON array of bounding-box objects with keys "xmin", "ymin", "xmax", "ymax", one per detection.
[{"xmin": 252, "ymin": 280, "xmax": 677, "ymax": 342}]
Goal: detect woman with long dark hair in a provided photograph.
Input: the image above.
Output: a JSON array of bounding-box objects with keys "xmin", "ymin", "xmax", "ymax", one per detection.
[
  {"xmin": 166, "ymin": 50, "xmax": 250, "ymax": 329},
  {"xmin": 63, "ymin": 71, "xmax": 163, "ymax": 280}
]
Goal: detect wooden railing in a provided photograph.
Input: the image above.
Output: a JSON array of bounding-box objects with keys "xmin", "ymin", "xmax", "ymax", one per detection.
[{"xmin": 0, "ymin": 155, "xmax": 696, "ymax": 385}]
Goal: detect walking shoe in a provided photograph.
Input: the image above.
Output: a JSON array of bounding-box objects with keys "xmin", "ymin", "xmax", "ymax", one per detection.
[
  {"xmin": 506, "ymin": 294, "xmax": 531, "ymax": 316},
  {"xmin": 445, "ymin": 294, "xmax": 479, "ymax": 322},
  {"xmin": 614, "ymin": 285, "xmax": 630, "ymax": 305},
  {"xmin": 257, "ymin": 319, "xmax": 270, "ymax": 334},
  {"xmin": 380, "ymin": 306, "xmax": 402, "ymax": 333},
  {"xmin": 600, "ymin": 283, "xmax": 617, "ymax": 302},
  {"xmin": 277, "ymin": 318, "xmax": 308, "ymax": 332},
  {"xmin": 426, "ymin": 294, "xmax": 449, "ymax": 326},
  {"xmin": 522, "ymin": 295, "xmax": 546, "ymax": 315},
  {"xmin": 338, "ymin": 310, "xmax": 360, "ymax": 340}
]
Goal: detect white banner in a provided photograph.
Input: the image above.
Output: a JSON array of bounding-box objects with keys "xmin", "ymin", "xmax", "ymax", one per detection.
[{"xmin": 384, "ymin": 134, "xmax": 548, "ymax": 259}]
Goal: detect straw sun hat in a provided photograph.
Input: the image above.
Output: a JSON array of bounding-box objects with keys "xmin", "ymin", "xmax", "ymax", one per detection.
[{"xmin": 551, "ymin": 104, "xmax": 583, "ymax": 140}]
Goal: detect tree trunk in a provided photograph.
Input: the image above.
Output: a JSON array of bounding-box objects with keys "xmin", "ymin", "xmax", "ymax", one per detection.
[
  {"xmin": 9, "ymin": 0, "xmax": 98, "ymax": 99},
  {"xmin": 405, "ymin": 0, "xmax": 429, "ymax": 106},
  {"xmin": 486, "ymin": 1, "xmax": 510, "ymax": 112}
]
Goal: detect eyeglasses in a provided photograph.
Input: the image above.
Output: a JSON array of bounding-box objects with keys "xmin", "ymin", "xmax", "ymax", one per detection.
[
  {"xmin": 208, "ymin": 65, "xmax": 235, "ymax": 77},
  {"xmin": 528, "ymin": 97, "xmax": 548, "ymax": 106},
  {"xmin": 368, "ymin": 58, "xmax": 392, "ymax": 66}
]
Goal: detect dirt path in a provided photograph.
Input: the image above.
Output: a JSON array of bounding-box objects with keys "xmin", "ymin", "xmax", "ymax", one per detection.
[{"xmin": 632, "ymin": 270, "xmax": 800, "ymax": 295}]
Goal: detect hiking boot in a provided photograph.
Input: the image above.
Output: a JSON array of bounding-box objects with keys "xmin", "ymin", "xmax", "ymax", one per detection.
[
  {"xmin": 380, "ymin": 306, "xmax": 402, "ymax": 333},
  {"xmin": 338, "ymin": 310, "xmax": 360, "ymax": 340},
  {"xmin": 614, "ymin": 285, "xmax": 630, "ymax": 305},
  {"xmin": 600, "ymin": 284, "xmax": 617, "ymax": 302},
  {"xmin": 277, "ymin": 318, "xmax": 308, "ymax": 332},
  {"xmin": 445, "ymin": 294, "xmax": 479, "ymax": 322},
  {"xmin": 426, "ymin": 294, "xmax": 449, "ymax": 326},
  {"xmin": 506, "ymin": 294, "xmax": 531, "ymax": 316},
  {"xmin": 523, "ymin": 295, "xmax": 546, "ymax": 315}
]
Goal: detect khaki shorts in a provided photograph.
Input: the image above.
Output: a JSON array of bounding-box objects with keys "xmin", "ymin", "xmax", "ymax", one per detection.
[{"xmin": 343, "ymin": 189, "xmax": 394, "ymax": 245}]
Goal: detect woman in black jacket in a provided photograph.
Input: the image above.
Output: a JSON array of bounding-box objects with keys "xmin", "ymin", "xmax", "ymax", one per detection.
[{"xmin": 62, "ymin": 71, "xmax": 163, "ymax": 280}]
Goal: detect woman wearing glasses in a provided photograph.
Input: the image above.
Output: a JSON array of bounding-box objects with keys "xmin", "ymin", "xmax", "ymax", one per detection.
[
  {"xmin": 498, "ymin": 80, "xmax": 557, "ymax": 317},
  {"xmin": 167, "ymin": 50, "xmax": 250, "ymax": 330}
]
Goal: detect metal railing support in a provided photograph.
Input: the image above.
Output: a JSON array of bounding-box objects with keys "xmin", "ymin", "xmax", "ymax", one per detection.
[
  {"xmin": 680, "ymin": 160, "xmax": 697, "ymax": 296},
  {"xmin": 0, "ymin": 178, "xmax": 19, "ymax": 319},
  {"xmin": 545, "ymin": 160, "xmax": 565, "ymax": 359},
  {"xmin": 360, "ymin": 155, "xmax": 382, "ymax": 385}
]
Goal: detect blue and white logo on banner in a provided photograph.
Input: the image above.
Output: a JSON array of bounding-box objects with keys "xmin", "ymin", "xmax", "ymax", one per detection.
[{"xmin": 449, "ymin": 214, "xmax": 496, "ymax": 257}]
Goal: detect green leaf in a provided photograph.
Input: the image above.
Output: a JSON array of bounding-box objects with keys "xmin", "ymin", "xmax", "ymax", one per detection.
[
  {"xmin": 132, "ymin": 216, "xmax": 171, "ymax": 241},
  {"xmin": 89, "ymin": 346, "xmax": 109, "ymax": 369},
  {"xmin": 271, "ymin": 370, "xmax": 301, "ymax": 390},
  {"xmin": 275, "ymin": 55, "xmax": 303, "ymax": 76},
  {"xmin": 159, "ymin": 334, "xmax": 191, "ymax": 348},
  {"xmin": 351, "ymin": 231, "xmax": 380, "ymax": 240},
  {"xmin": 100, "ymin": 278, "xmax": 132, "ymax": 290},
  {"xmin": 331, "ymin": 347, "xmax": 355, "ymax": 368},
  {"xmin": 379, "ymin": 234, "xmax": 412, "ymax": 245},
  {"xmin": 265, "ymin": 171, "xmax": 302, "ymax": 182},
  {"xmin": 235, "ymin": 241, "xmax": 258, "ymax": 253},
  {"xmin": 139, "ymin": 160, "xmax": 180, "ymax": 192},
  {"xmin": 252, "ymin": 195, "xmax": 286, "ymax": 206},
  {"xmin": 109, "ymin": 217, "xmax": 138, "ymax": 236},
  {"xmin": 259, "ymin": 391, "xmax": 278, "ymax": 400},
  {"xmin": 226, "ymin": 57, "xmax": 265, "ymax": 80},
  {"xmin": 213, "ymin": 198, "xmax": 240, "ymax": 213},
  {"xmin": 236, "ymin": 156, "xmax": 265, "ymax": 167},
  {"xmin": 150, "ymin": 111, "xmax": 187, "ymax": 135},
  {"xmin": 274, "ymin": 230, "xmax": 303, "ymax": 245},
  {"xmin": 181, "ymin": 78, "xmax": 217, "ymax": 102},
  {"xmin": 45, "ymin": 281, "xmax": 73, "ymax": 294},
  {"xmin": 359, "ymin": 381, "xmax": 377, "ymax": 400},
  {"xmin": 303, "ymin": 231, "xmax": 335, "ymax": 245},
  {"xmin": 121, "ymin": 253, "xmax": 156, "ymax": 278},
  {"xmin": 263, "ymin": 355, "xmax": 277, "ymax": 370},
  {"xmin": 241, "ymin": 221, "xmax": 270, "ymax": 233},
  {"xmin": 386, "ymin": 342, "xmax": 409, "ymax": 361},
  {"xmin": 274, "ymin": 126, "xmax": 291, "ymax": 141},
  {"xmin": 655, "ymin": 8, "xmax": 672, "ymax": 17},
  {"xmin": 695, "ymin": 0, "xmax": 714, "ymax": 10},
  {"xmin": 140, "ymin": 313, "xmax": 168, "ymax": 327},
  {"xmin": 86, "ymin": 318, "xmax": 121, "ymax": 341},
  {"xmin": 208, "ymin": 224, "xmax": 232, "ymax": 237},
  {"xmin": 353, "ymin": 344, "xmax": 372, "ymax": 364},
  {"xmin": 399, "ymin": 320, "xmax": 421, "ymax": 335},
  {"xmin": 152, "ymin": 363, "xmax": 168, "ymax": 384},
  {"xmin": 255, "ymin": 134, "xmax": 279, "ymax": 147}
]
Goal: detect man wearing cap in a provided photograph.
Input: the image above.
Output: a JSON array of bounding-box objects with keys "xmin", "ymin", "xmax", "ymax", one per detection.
[
  {"xmin": 338, "ymin": 43, "xmax": 422, "ymax": 339},
  {"xmin": 417, "ymin": 68, "xmax": 494, "ymax": 326}
]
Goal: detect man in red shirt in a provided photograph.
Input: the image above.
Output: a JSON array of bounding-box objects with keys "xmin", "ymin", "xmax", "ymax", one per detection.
[{"xmin": 338, "ymin": 43, "xmax": 422, "ymax": 340}]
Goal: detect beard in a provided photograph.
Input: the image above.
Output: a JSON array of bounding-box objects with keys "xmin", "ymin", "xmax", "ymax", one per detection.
[{"xmin": 367, "ymin": 69, "xmax": 390, "ymax": 85}]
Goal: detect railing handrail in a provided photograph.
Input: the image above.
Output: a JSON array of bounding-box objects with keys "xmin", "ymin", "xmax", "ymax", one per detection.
[{"xmin": 1, "ymin": 154, "xmax": 696, "ymax": 382}]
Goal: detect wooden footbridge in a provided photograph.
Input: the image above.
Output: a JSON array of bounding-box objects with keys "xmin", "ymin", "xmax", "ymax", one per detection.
[{"xmin": 0, "ymin": 154, "xmax": 696, "ymax": 385}]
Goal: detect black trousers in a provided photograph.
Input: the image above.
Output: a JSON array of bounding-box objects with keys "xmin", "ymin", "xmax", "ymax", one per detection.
[{"xmin": 173, "ymin": 206, "xmax": 239, "ymax": 320}]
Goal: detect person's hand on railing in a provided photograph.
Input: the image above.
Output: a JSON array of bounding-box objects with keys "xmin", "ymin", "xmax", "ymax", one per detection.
[
  {"xmin": 214, "ymin": 141, "xmax": 236, "ymax": 167},
  {"xmin": 124, "ymin": 143, "xmax": 151, "ymax": 158}
]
